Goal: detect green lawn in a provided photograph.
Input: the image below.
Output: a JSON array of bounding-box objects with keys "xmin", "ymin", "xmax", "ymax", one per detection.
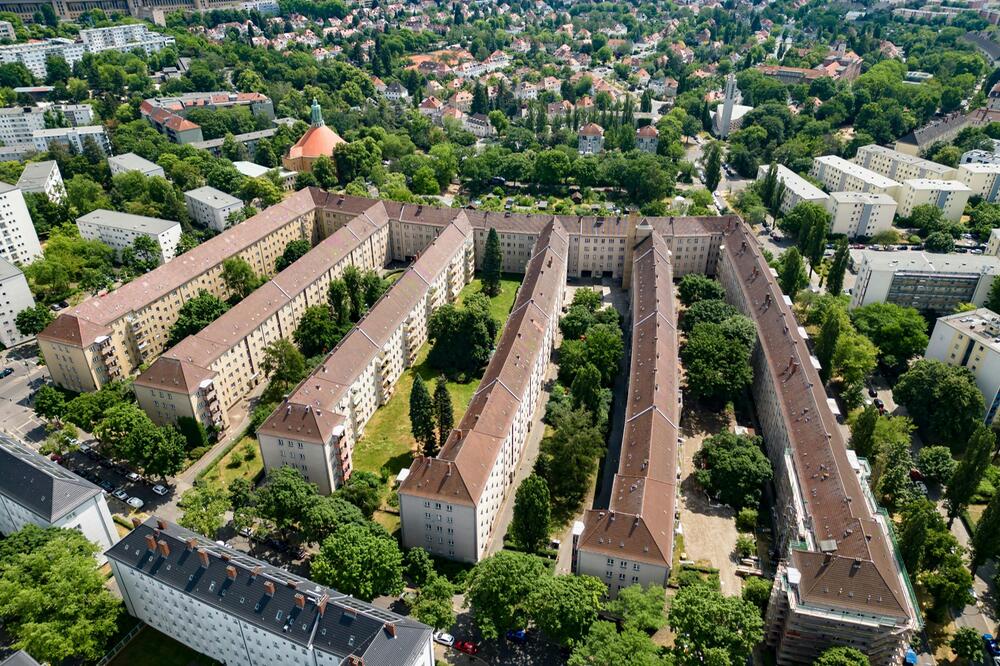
[
  {"xmin": 201, "ymin": 436, "xmax": 264, "ymax": 493},
  {"xmin": 109, "ymin": 627, "xmax": 218, "ymax": 666},
  {"xmin": 352, "ymin": 274, "xmax": 523, "ymax": 486}
]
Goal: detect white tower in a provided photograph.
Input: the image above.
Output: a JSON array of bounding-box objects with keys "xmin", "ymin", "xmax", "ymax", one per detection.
[{"xmin": 720, "ymin": 73, "xmax": 737, "ymax": 139}]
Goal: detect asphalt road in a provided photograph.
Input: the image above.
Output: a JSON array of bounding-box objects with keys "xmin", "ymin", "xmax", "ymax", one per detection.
[{"xmin": 0, "ymin": 347, "xmax": 48, "ymax": 443}]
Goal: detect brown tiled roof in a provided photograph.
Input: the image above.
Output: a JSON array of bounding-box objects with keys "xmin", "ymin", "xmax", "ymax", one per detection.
[
  {"xmin": 721, "ymin": 221, "xmax": 911, "ymax": 621},
  {"xmin": 577, "ymin": 232, "xmax": 679, "ymax": 566},
  {"xmin": 36, "ymin": 313, "xmax": 110, "ymax": 346},
  {"xmin": 400, "ymin": 220, "xmax": 568, "ymax": 506},
  {"xmin": 132, "ymin": 356, "xmax": 215, "ymax": 392},
  {"xmin": 637, "ymin": 125, "xmax": 659, "ymax": 137}
]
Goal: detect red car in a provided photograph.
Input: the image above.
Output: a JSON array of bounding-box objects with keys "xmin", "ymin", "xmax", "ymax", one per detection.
[{"xmin": 454, "ymin": 640, "xmax": 479, "ymax": 655}]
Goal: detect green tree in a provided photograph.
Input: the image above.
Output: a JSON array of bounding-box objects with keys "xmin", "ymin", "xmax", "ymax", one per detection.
[
  {"xmin": 411, "ymin": 574, "xmax": 455, "ymax": 629},
  {"xmin": 607, "ymin": 584, "xmax": 666, "ymax": 633},
  {"xmin": 570, "ymin": 362, "xmax": 604, "ymax": 414},
  {"xmin": 703, "ymin": 141, "xmax": 722, "ymax": 191},
  {"xmin": 482, "ymin": 227, "xmax": 503, "ymax": 297},
  {"xmin": 777, "ymin": 247, "xmax": 807, "ymax": 297},
  {"xmin": 848, "ymin": 404, "xmax": 879, "ymax": 459},
  {"xmin": 832, "ymin": 329, "xmax": 878, "ymax": 409},
  {"xmin": 228, "ymin": 477, "xmax": 256, "ymax": 511},
  {"xmin": 681, "ymin": 322, "xmax": 754, "ymax": 403},
  {"xmin": 409, "ymin": 375, "xmax": 437, "ymax": 456},
  {"xmin": 15, "ymin": 303, "xmax": 54, "ymax": 337},
  {"xmin": 898, "ymin": 498, "xmax": 940, "ymax": 573},
  {"xmin": 262, "ymin": 338, "xmax": 306, "ymax": 394},
  {"xmin": 528, "ymin": 574, "xmax": 606, "ymax": 646},
  {"xmin": 168, "ymin": 290, "xmax": 229, "ymax": 346},
  {"xmin": 465, "ymin": 550, "xmax": 547, "ymax": 640},
  {"xmin": 851, "ymin": 303, "xmax": 928, "ymax": 370},
  {"xmin": 826, "ymin": 238, "xmax": 849, "ymax": 296},
  {"xmin": 275, "ymin": 238, "xmax": 311, "ymax": 272},
  {"xmin": 667, "ymin": 584, "xmax": 763, "ymax": 665},
  {"xmin": 405, "ymin": 547, "xmax": 435, "ymax": 587},
  {"xmin": 916, "ymin": 446, "xmax": 957, "ymax": 486},
  {"xmin": 814, "ymin": 646, "xmax": 871, "ymax": 666},
  {"xmin": 678, "ymin": 274, "xmax": 724, "ymax": 305},
  {"xmin": 695, "ymin": 431, "xmax": 772, "ymax": 509},
  {"xmin": 255, "ymin": 466, "xmax": 318, "ymax": 535},
  {"xmin": 894, "ymin": 359, "xmax": 983, "ymax": 452},
  {"xmin": 336, "ymin": 470, "xmax": 382, "ymax": 519},
  {"xmin": 312, "ymin": 155, "xmax": 337, "ymax": 189},
  {"xmin": 972, "ymin": 486, "xmax": 1000, "ymax": 572},
  {"xmin": 920, "ymin": 552, "xmax": 973, "ymax": 620},
  {"xmin": 952, "ymin": 626, "xmax": 985, "ymax": 663},
  {"xmin": 814, "ymin": 308, "xmax": 844, "ymax": 383},
  {"xmin": 427, "ymin": 294, "xmax": 498, "ymax": 374},
  {"xmin": 945, "ymin": 423, "xmax": 994, "ymax": 525},
  {"xmin": 986, "ymin": 275, "xmax": 1000, "ymax": 313},
  {"xmin": 925, "ymin": 231, "xmax": 955, "ymax": 253},
  {"xmin": 178, "ymin": 480, "xmax": 231, "ymax": 537},
  {"xmin": 510, "ymin": 474, "xmax": 550, "ymax": 552},
  {"xmin": 312, "ymin": 524, "xmax": 404, "ymax": 601},
  {"xmin": 294, "ymin": 305, "xmax": 341, "ymax": 357},
  {"xmin": 680, "ymin": 299, "xmax": 740, "ymax": 333},
  {"xmin": 33, "ymin": 384, "xmax": 65, "ymax": 421},
  {"xmin": 433, "ymin": 376, "xmax": 453, "ymax": 450},
  {"xmin": 741, "ymin": 576, "xmax": 772, "ymax": 616},
  {"xmin": 221, "ymin": 257, "xmax": 260, "ymax": 300},
  {"xmin": 568, "ymin": 621, "xmax": 664, "ymax": 666},
  {"xmin": 535, "ymin": 408, "xmax": 606, "ymax": 514}
]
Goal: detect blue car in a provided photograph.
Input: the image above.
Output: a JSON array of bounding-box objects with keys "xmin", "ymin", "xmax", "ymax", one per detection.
[
  {"xmin": 505, "ymin": 629, "xmax": 528, "ymax": 644},
  {"xmin": 984, "ymin": 633, "xmax": 1000, "ymax": 658}
]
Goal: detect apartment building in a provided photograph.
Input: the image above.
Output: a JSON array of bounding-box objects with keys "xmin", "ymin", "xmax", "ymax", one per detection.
[
  {"xmin": 1, "ymin": 651, "xmax": 40, "ymax": 666},
  {"xmin": 0, "ymin": 38, "xmax": 85, "ymax": 78},
  {"xmin": 51, "ymin": 102, "xmax": 93, "ymax": 126},
  {"xmin": 0, "ymin": 25, "xmax": 172, "ymax": 78},
  {"xmin": 0, "ymin": 258, "xmax": 35, "ymax": 346},
  {"xmin": 850, "ymin": 250, "xmax": 1000, "ymax": 311},
  {"xmin": 136, "ymin": 202, "xmax": 392, "ymax": 432},
  {"xmin": 896, "ymin": 179, "xmax": 971, "ymax": 222},
  {"xmin": 716, "ymin": 222, "xmax": 919, "ymax": 664},
  {"xmin": 755, "ymin": 164, "xmax": 828, "ymax": 214},
  {"xmin": 233, "ymin": 161, "xmax": 298, "ymax": 191},
  {"xmin": 32, "ymin": 125, "xmax": 110, "ymax": 154},
  {"xmin": 809, "ymin": 155, "xmax": 902, "ymax": 199},
  {"xmin": 0, "ymin": 182, "xmax": 41, "ymax": 267},
  {"xmin": 76, "ymin": 209, "xmax": 182, "ymax": 264},
  {"xmin": 140, "ymin": 92, "xmax": 275, "ymax": 145},
  {"xmin": 78, "ymin": 24, "xmax": 175, "ymax": 55},
  {"xmin": 0, "ymin": 434, "xmax": 118, "ymax": 564},
  {"xmin": 184, "ymin": 186, "xmax": 243, "ymax": 231},
  {"xmin": 0, "ymin": 106, "xmax": 45, "ymax": 146},
  {"xmin": 825, "ymin": 191, "xmax": 897, "ymax": 238},
  {"xmin": 957, "ymin": 162, "xmax": 1000, "ymax": 202},
  {"xmin": 15, "ymin": 160, "xmax": 61, "ymax": 202},
  {"xmin": 574, "ymin": 227, "xmax": 679, "ymax": 597},
  {"xmin": 961, "ymin": 148, "xmax": 1000, "ymax": 165},
  {"xmin": 108, "ymin": 152, "xmax": 165, "ymax": 178},
  {"xmin": 636, "ymin": 125, "xmax": 658, "ymax": 154},
  {"xmin": 926, "ymin": 308, "xmax": 1000, "ymax": 422},
  {"xmin": 853, "ymin": 144, "xmax": 957, "ymax": 181},
  {"xmin": 108, "ymin": 517, "xmax": 434, "ymax": 666},
  {"xmin": 0, "ymin": 20, "xmax": 14, "ymax": 41},
  {"xmin": 578, "ymin": 123, "xmax": 604, "ymax": 154},
  {"xmin": 257, "ymin": 217, "xmax": 474, "ymax": 493},
  {"xmin": 398, "ymin": 220, "xmax": 567, "ymax": 563}
]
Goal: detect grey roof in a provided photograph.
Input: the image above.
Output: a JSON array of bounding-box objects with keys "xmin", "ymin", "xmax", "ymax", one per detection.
[
  {"xmin": 0, "ymin": 434, "xmax": 101, "ymax": 523},
  {"xmin": 859, "ymin": 249, "xmax": 1000, "ymax": 274},
  {"xmin": 107, "ymin": 518, "xmax": 432, "ymax": 666},
  {"xmin": 0, "ymin": 651, "xmax": 42, "ymax": 666},
  {"xmin": 108, "ymin": 152, "xmax": 162, "ymax": 174},
  {"xmin": 184, "ymin": 185, "xmax": 242, "ymax": 209},
  {"xmin": 0, "ymin": 256, "xmax": 24, "ymax": 281},
  {"xmin": 77, "ymin": 209, "xmax": 179, "ymax": 235},
  {"xmin": 16, "ymin": 161, "xmax": 59, "ymax": 193},
  {"xmin": 189, "ymin": 128, "xmax": 277, "ymax": 151}
]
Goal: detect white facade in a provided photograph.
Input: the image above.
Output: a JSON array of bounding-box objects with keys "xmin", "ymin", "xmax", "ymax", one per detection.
[
  {"xmin": 16, "ymin": 160, "xmax": 62, "ymax": 202},
  {"xmin": 52, "ymin": 103, "xmax": 94, "ymax": 126},
  {"xmin": 755, "ymin": 164, "xmax": 828, "ymax": 214},
  {"xmin": 76, "ymin": 209, "xmax": 182, "ymax": 264},
  {"xmin": 79, "ymin": 24, "xmax": 175, "ymax": 55},
  {"xmin": 0, "ymin": 106, "xmax": 45, "ymax": 146},
  {"xmin": 185, "ymin": 186, "xmax": 243, "ymax": 231},
  {"xmin": 853, "ymin": 144, "xmax": 957, "ymax": 181},
  {"xmin": 897, "ymin": 178, "xmax": 971, "ymax": 222},
  {"xmin": 926, "ymin": 308, "xmax": 1000, "ymax": 423},
  {"xmin": 0, "ymin": 258, "xmax": 35, "ymax": 346},
  {"xmin": 0, "ymin": 38, "xmax": 86, "ymax": 79},
  {"xmin": 850, "ymin": 250, "xmax": 1000, "ymax": 311},
  {"xmin": 809, "ymin": 155, "xmax": 902, "ymax": 199},
  {"xmin": 0, "ymin": 20, "xmax": 15, "ymax": 41},
  {"xmin": 0, "ymin": 435, "xmax": 117, "ymax": 564},
  {"xmin": 825, "ymin": 191, "xmax": 897, "ymax": 238},
  {"xmin": 958, "ymin": 163, "xmax": 1000, "ymax": 202},
  {"xmin": 108, "ymin": 152, "xmax": 165, "ymax": 178},
  {"xmin": 32, "ymin": 125, "xmax": 110, "ymax": 155},
  {"xmin": 0, "ymin": 183, "xmax": 41, "ymax": 266}
]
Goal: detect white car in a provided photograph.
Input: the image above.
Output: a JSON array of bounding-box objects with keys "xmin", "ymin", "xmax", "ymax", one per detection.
[
  {"xmin": 151, "ymin": 484, "xmax": 169, "ymax": 496},
  {"xmin": 126, "ymin": 472, "xmax": 141, "ymax": 483},
  {"xmin": 111, "ymin": 489, "xmax": 128, "ymax": 501},
  {"xmin": 433, "ymin": 632, "xmax": 454, "ymax": 647},
  {"xmin": 127, "ymin": 497, "xmax": 145, "ymax": 510}
]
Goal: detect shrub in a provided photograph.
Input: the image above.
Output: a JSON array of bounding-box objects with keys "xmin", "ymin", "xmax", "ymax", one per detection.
[
  {"xmin": 735, "ymin": 534, "xmax": 756, "ymax": 558},
  {"xmin": 736, "ymin": 507, "xmax": 758, "ymax": 532}
]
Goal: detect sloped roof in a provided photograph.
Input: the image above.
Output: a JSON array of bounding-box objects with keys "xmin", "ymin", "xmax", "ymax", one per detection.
[
  {"xmin": 286, "ymin": 124, "xmax": 346, "ymax": 160},
  {"xmin": 0, "ymin": 434, "xmax": 101, "ymax": 522}
]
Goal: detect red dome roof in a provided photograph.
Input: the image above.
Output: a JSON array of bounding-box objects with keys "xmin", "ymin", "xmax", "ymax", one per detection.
[{"xmin": 287, "ymin": 125, "xmax": 346, "ymax": 160}]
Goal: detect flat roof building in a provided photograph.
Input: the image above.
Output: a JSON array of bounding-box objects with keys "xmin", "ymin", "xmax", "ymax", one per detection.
[
  {"xmin": 853, "ymin": 144, "xmax": 957, "ymax": 181},
  {"xmin": 926, "ymin": 308, "xmax": 1000, "ymax": 422},
  {"xmin": 0, "ymin": 434, "xmax": 117, "ymax": 563},
  {"xmin": 0, "ymin": 257, "xmax": 35, "ymax": 347},
  {"xmin": 957, "ymin": 162, "xmax": 1000, "ymax": 202},
  {"xmin": 755, "ymin": 164, "xmax": 828, "ymax": 214},
  {"xmin": 32, "ymin": 125, "xmax": 110, "ymax": 155},
  {"xmin": 825, "ymin": 191, "xmax": 897, "ymax": 239},
  {"xmin": 108, "ymin": 152, "xmax": 165, "ymax": 178},
  {"xmin": 809, "ymin": 155, "xmax": 902, "ymax": 199},
  {"xmin": 850, "ymin": 250, "xmax": 1000, "ymax": 311},
  {"xmin": 76, "ymin": 209, "xmax": 182, "ymax": 264},
  {"xmin": 897, "ymin": 178, "xmax": 971, "ymax": 222},
  {"xmin": 184, "ymin": 185, "xmax": 243, "ymax": 231},
  {"xmin": 0, "ymin": 182, "xmax": 40, "ymax": 266},
  {"xmin": 16, "ymin": 160, "xmax": 62, "ymax": 202},
  {"xmin": 107, "ymin": 517, "xmax": 433, "ymax": 666}
]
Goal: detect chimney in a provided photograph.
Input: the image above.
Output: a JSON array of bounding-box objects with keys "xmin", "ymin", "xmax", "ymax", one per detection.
[
  {"xmin": 156, "ymin": 518, "xmax": 167, "ymax": 530},
  {"xmin": 264, "ymin": 581, "xmax": 275, "ymax": 597},
  {"xmin": 251, "ymin": 566, "xmax": 262, "ymax": 580},
  {"xmin": 294, "ymin": 593, "xmax": 305, "ymax": 609},
  {"xmin": 317, "ymin": 594, "xmax": 329, "ymax": 616},
  {"xmin": 144, "ymin": 534, "xmax": 157, "ymax": 551},
  {"xmin": 384, "ymin": 622, "xmax": 397, "ymax": 638},
  {"xmin": 197, "ymin": 548, "xmax": 210, "ymax": 568},
  {"xmin": 186, "ymin": 537, "xmax": 197, "ymax": 551},
  {"xmin": 157, "ymin": 540, "xmax": 170, "ymax": 557},
  {"xmin": 226, "ymin": 565, "xmax": 237, "ymax": 581},
  {"xmin": 131, "ymin": 517, "xmax": 141, "ymax": 529}
]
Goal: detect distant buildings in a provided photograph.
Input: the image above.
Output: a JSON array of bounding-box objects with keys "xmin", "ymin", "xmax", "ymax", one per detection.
[
  {"xmin": 0, "ymin": 258, "xmax": 35, "ymax": 346},
  {"xmin": 850, "ymin": 250, "xmax": 1000, "ymax": 311},
  {"xmin": 0, "ymin": 104, "xmax": 97, "ymax": 155},
  {"xmin": 578, "ymin": 122, "xmax": 604, "ymax": 154},
  {"xmin": 140, "ymin": 92, "xmax": 274, "ymax": 145},
  {"xmin": 0, "ymin": 182, "xmax": 41, "ymax": 266},
  {"xmin": 711, "ymin": 74, "xmax": 751, "ymax": 138},
  {"xmin": 32, "ymin": 125, "xmax": 110, "ymax": 155},
  {"xmin": 756, "ymin": 45, "xmax": 862, "ymax": 84},
  {"xmin": 108, "ymin": 517, "xmax": 433, "ymax": 666},
  {"xmin": 233, "ymin": 161, "xmax": 297, "ymax": 190},
  {"xmin": 853, "ymin": 144, "xmax": 957, "ymax": 181},
  {"xmin": 926, "ymin": 308, "xmax": 1000, "ymax": 422},
  {"xmin": 0, "ymin": 434, "xmax": 117, "ymax": 564},
  {"xmin": 76, "ymin": 210, "xmax": 182, "ymax": 264},
  {"xmin": 0, "ymin": 25, "xmax": 173, "ymax": 78},
  {"xmin": 184, "ymin": 186, "xmax": 243, "ymax": 231},
  {"xmin": 16, "ymin": 160, "xmax": 62, "ymax": 202},
  {"xmin": 636, "ymin": 125, "xmax": 658, "ymax": 153},
  {"xmin": 282, "ymin": 99, "xmax": 345, "ymax": 173},
  {"xmin": 108, "ymin": 152, "xmax": 165, "ymax": 179},
  {"xmin": 895, "ymin": 108, "xmax": 1000, "ymax": 156}
]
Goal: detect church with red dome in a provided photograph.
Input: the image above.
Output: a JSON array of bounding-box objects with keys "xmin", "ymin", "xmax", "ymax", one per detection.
[{"xmin": 282, "ymin": 99, "xmax": 346, "ymax": 173}]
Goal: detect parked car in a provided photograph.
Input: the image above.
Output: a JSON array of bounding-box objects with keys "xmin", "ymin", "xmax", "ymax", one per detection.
[
  {"xmin": 49, "ymin": 454, "xmax": 63, "ymax": 464},
  {"xmin": 112, "ymin": 489, "xmax": 128, "ymax": 501},
  {"xmin": 127, "ymin": 497, "xmax": 144, "ymax": 510},
  {"xmin": 433, "ymin": 632, "xmax": 454, "ymax": 647},
  {"xmin": 98, "ymin": 480, "xmax": 114, "ymax": 493},
  {"xmin": 0, "ymin": 367, "xmax": 13, "ymax": 378},
  {"xmin": 454, "ymin": 641, "xmax": 479, "ymax": 656},
  {"xmin": 151, "ymin": 484, "xmax": 170, "ymax": 496},
  {"xmin": 505, "ymin": 629, "xmax": 528, "ymax": 644},
  {"xmin": 867, "ymin": 386, "xmax": 878, "ymax": 398},
  {"xmin": 983, "ymin": 633, "xmax": 999, "ymax": 658},
  {"xmin": 126, "ymin": 472, "xmax": 142, "ymax": 483},
  {"xmin": 873, "ymin": 398, "xmax": 885, "ymax": 412}
]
